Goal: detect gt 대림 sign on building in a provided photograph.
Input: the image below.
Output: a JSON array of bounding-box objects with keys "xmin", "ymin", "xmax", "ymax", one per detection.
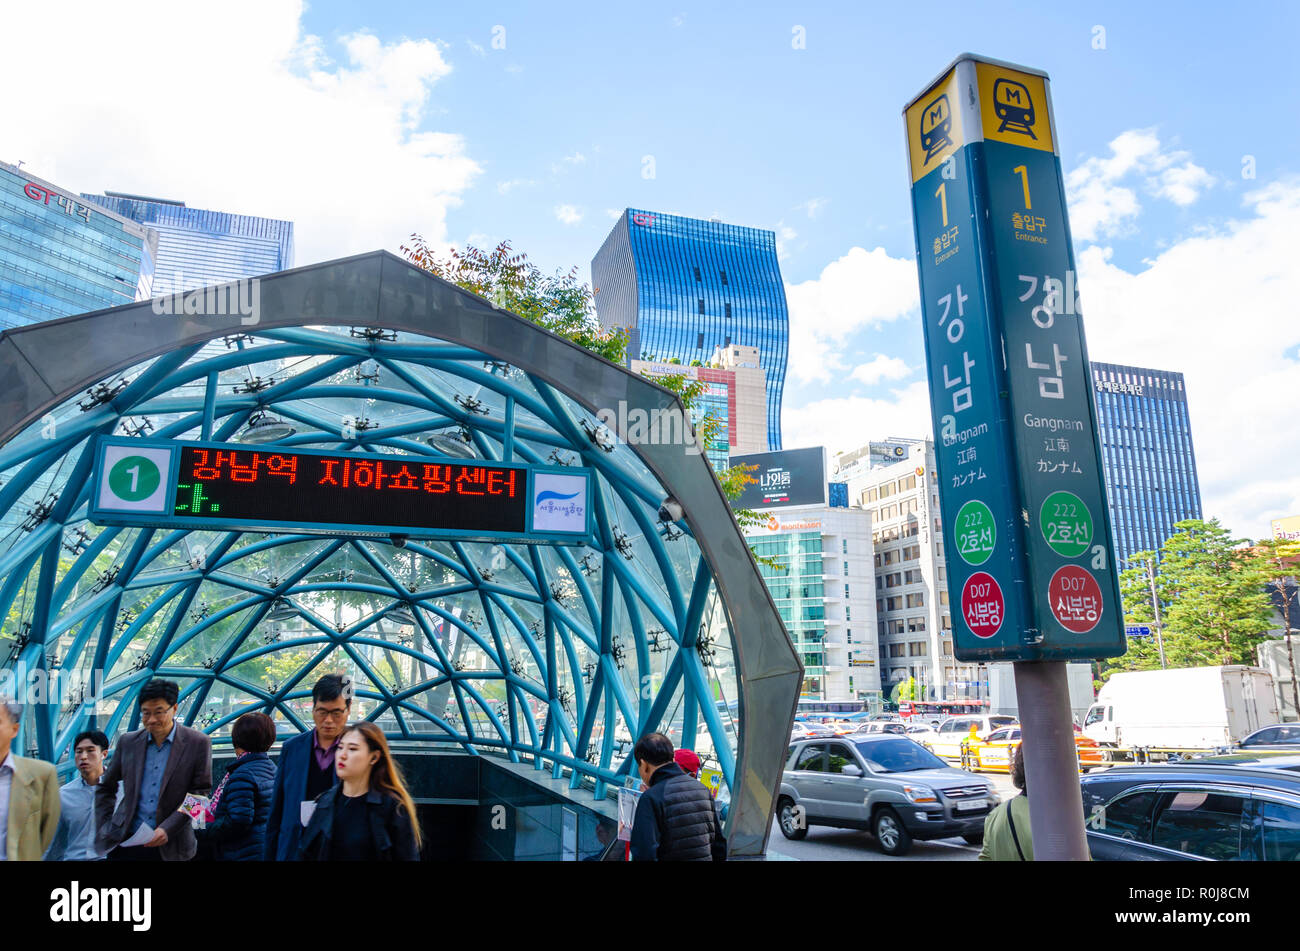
[{"xmin": 903, "ymin": 55, "xmax": 1125, "ymax": 663}]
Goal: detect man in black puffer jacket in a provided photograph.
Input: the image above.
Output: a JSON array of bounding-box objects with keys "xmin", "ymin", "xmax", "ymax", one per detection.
[{"xmin": 629, "ymin": 733, "xmax": 726, "ymax": 861}]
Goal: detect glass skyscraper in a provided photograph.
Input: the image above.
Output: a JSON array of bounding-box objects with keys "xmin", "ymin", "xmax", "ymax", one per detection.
[
  {"xmin": 1091, "ymin": 362, "xmax": 1204, "ymax": 567},
  {"xmin": 0, "ymin": 161, "xmax": 156, "ymax": 329},
  {"xmin": 82, "ymin": 192, "xmax": 294, "ymax": 294},
  {"xmin": 592, "ymin": 209, "xmax": 790, "ymax": 450}
]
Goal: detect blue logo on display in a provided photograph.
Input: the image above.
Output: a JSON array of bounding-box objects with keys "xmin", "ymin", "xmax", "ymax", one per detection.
[{"xmin": 535, "ymin": 490, "xmax": 581, "ymax": 504}]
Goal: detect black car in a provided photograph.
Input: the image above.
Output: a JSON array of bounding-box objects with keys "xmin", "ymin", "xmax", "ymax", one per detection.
[{"xmin": 1080, "ymin": 764, "xmax": 1300, "ymax": 860}]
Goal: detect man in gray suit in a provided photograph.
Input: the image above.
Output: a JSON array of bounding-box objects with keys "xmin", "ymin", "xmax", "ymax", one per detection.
[{"xmin": 96, "ymin": 678, "xmax": 212, "ymax": 862}]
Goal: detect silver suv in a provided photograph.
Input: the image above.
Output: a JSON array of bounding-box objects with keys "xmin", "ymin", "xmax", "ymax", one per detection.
[{"xmin": 776, "ymin": 734, "xmax": 998, "ymax": 855}]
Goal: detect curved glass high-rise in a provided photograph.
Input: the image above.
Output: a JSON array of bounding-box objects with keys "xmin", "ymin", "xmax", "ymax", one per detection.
[{"xmin": 592, "ymin": 209, "xmax": 789, "ymax": 450}]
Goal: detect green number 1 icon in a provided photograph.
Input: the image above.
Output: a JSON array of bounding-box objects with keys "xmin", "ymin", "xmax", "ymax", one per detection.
[{"xmin": 108, "ymin": 455, "xmax": 161, "ymax": 502}]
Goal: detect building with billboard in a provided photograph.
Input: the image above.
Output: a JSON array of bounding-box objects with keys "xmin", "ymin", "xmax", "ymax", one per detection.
[
  {"xmin": 838, "ymin": 437, "xmax": 988, "ymax": 701},
  {"xmin": 744, "ymin": 505, "xmax": 878, "ymax": 701},
  {"xmin": 0, "ymin": 161, "xmax": 157, "ymax": 329},
  {"xmin": 591, "ymin": 209, "xmax": 789, "ymax": 450},
  {"xmin": 631, "ymin": 344, "xmax": 767, "ymax": 469},
  {"xmin": 82, "ymin": 191, "xmax": 294, "ymax": 295},
  {"xmin": 1091, "ymin": 362, "xmax": 1203, "ymax": 567}
]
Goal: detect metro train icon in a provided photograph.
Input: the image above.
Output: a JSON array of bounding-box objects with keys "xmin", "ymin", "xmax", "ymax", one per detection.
[
  {"xmin": 919, "ymin": 93, "xmax": 953, "ymax": 164},
  {"xmin": 992, "ymin": 78, "xmax": 1036, "ymax": 138}
]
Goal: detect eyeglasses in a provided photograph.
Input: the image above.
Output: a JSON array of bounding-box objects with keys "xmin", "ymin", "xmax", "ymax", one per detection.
[
  {"xmin": 140, "ymin": 706, "xmax": 175, "ymax": 721},
  {"xmin": 314, "ymin": 707, "xmax": 348, "ymax": 719}
]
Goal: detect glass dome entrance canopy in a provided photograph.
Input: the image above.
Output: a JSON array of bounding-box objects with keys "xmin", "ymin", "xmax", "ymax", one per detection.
[{"xmin": 0, "ymin": 252, "xmax": 800, "ymax": 857}]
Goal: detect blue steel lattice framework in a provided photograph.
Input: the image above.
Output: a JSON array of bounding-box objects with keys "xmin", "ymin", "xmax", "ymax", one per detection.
[
  {"xmin": 1091, "ymin": 361, "xmax": 1204, "ymax": 567},
  {"xmin": 82, "ymin": 192, "xmax": 293, "ymax": 296},
  {"xmin": 592, "ymin": 209, "xmax": 789, "ymax": 450},
  {"xmin": 0, "ymin": 253, "xmax": 800, "ymax": 857},
  {"xmin": 0, "ymin": 161, "xmax": 157, "ymax": 329}
]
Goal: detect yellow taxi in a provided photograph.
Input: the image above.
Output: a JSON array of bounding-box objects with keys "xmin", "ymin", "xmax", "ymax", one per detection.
[{"xmin": 965, "ymin": 725, "xmax": 1107, "ymax": 773}]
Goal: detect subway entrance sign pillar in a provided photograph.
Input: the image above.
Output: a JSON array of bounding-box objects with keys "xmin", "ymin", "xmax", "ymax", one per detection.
[{"xmin": 904, "ymin": 55, "xmax": 1127, "ymax": 860}]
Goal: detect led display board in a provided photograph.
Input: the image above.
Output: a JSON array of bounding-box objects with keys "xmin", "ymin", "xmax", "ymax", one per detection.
[
  {"xmin": 89, "ymin": 437, "xmax": 592, "ymax": 543},
  {"xmin": 728, "ymin": 447, "xmax": 827, "ymax": 509}
]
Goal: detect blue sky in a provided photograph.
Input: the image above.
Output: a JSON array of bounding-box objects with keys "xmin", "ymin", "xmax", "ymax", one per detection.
[{"xmin": 2, "ymin": 0, "xmax": 1297, "ymax": 538}]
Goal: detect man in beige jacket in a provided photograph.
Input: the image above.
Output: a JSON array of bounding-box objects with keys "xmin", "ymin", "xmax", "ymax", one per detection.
[{"xmin": 0, "ymin": 694, "xmax": 61, "ymax": 861}]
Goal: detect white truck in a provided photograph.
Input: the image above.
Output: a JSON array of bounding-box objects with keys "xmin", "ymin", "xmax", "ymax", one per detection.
[
  {"xmin": 988, "ymin": 662, "xmax": 1096, "ymax": 725},
  {"xmin": 1083, "ymin": 666, "xmax": 1279, "ymax": 750}
]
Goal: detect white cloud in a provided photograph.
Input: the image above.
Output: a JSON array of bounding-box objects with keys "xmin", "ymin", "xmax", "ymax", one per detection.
[
  {"xmin": 496, "ymin": 178, "xmax": 535, "ymax": 195},
  {"xmin": 604, "ymin": 208, "xmax": 623, "ymax": 220},
  {"xmin": 795, "ymin": 197, "xmax": 828, "ymax": 218},
  {"xmin": 784, "ymin": 246, "xmax": 919, "ymax": 384},
  {"xmin": 466, "ymin": 39, "xmax": 486, "ymax": 56},
  {"xmin": 1076, "ymin": 179, "xmax": 1300, "ymax": 539},
  {"xmin": 774, "ymin": 221, "xmax": 798, "ymax": 259},
  {"xmin": 1065, "ymin": 128, "xmax": 1215, "ymax": 242},
  {"xmin": 783, "ymin": 382, "xmax": 933, "ymax": 458},
  {"xmin": 551, "ymin": 152, "xmax": 586, "ymax": 174},
  {"xmin": 0, "ymin": 0, "xmax": 479, "ymax": 266},
  {"xmin": 850, "ymin": 354, "xmax": 912, "ymax": 386},
  {"xmin": 554, "ymin": 204, "xmax": 583, "ymax": 225}
]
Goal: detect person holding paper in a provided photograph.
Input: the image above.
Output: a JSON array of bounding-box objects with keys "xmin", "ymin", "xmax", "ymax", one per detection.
[
  {"xmin": 296, "ymin": 721, "xmax": 421, "ymax": 861},
  {"xmin": 265, "ymin": 674, "xmax": 350, "ymax": 861},
  {"xmin": 95, "ymin": 678, "xmax": 212, "ymax": 862},
  {"xmin": 196, "ymin": 712, "xmax": 276, "ymax": 861}
]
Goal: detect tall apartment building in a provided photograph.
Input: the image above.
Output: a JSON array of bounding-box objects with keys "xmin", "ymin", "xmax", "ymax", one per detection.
[
  {"xmin": 0, "ymin": 161, "xmax": 156, "ymax": 329},
  {"xmin": 82, "ymin": 192, "xmax": 294, "ymax": 294},
  {"xmin": 744, "ymin": 504, "xmax": 879, "ymax": 700},
  {"xmin": 837, "ymin": 438, "xmax": 986, "ymax": 701},
  {"xmin": 631, "ymin": 344, "xmax": 767, "ymax": 469},
  {"xmin": 591, "ymin": 209, "xmax": 790, "ymax": 450},
  {"xmin": 1090, "ymin": 362, "xmax": 1203, "ymax": 567}
]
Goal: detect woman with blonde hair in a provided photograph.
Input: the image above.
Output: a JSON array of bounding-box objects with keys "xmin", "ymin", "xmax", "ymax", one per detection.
[{"xmin": 296, "ymin": 721, "xmax": 421, "ymax": 861}]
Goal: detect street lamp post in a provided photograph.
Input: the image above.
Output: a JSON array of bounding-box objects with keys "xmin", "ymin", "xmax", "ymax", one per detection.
[{"xmin": 1145, "ymin": 557, "xmax": 1168, "ymax": 669}]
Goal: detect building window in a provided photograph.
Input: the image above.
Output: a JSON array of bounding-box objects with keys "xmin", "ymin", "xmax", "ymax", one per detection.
[
  {"xmin": 885, "ymin": 573, "xmax": 901, "ymax": 588},
  {"xmin": 904, "ymin": 569, "xmax": 923, "ymax": 584},
  {"xmin": 906, "ymin": 592, "xmax": 925, "ymax": 609},
  {"xmin": 845, "ymin": 605, "xmax": 851, "ymax": 621},
  {"xmin": 899, "ymin": 474, "xmax": 917, "ymax": 491},
  {"xmin": 873, "ymin": 553, "xmax": 881, "ymax": 567},
  {"xmin": 908, "ymin": 641, "xmax": 928, "ymax": 657},
  {"xmin": 720, "ymin": 269, "xmax": 728, "ymax": 285},
  {"xmin": 889, "ymin": 643, "xmax": 906, "ymax": 658},
  {"xmin": 724, "ymin": 302, "xmax": 732, "ymax": 319},
  {"xmin": 886, "ymin": 596, "xmax": 902, "ymax": 611},
  {"xmin": 698, "ymin": 299, "xmax": 705, "ymax": 314},
  {"xmin": 888, "ymin": 619, "xmax": 906, "ymax": 635},
  {"xmin": 842, "ymin": 539, "xmax": 848, "ymax": 554},
  {"xmin": 844, "ymin": 584, "xmax": 850, "ymax": 598},
  {"xmin": 693, "ymin": 267, "xmax": 701, "ymax": 282},
  {"xmin": 939, "ymin": 590, "xmax": 949, "ymax": 606},
  {"xmin": 907, "ymin": 616, "xmax": 926, "ymax": 633},
  {"xmin": 943, "ymin": 639, "xmax": 954, "ymax": 655},
  {"xmin": 882, "ymin": 550, "xmax": 897, "ymax": 565},
  {"xmin": 696, "ymin": 332, "xmax": 704, "ymax": 349}
]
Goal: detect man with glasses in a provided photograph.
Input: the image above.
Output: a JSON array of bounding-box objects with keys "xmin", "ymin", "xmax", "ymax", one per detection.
[
  {"xmin": 95, "ymin": 678, "xmax": 213, "ymax": 861},
  {"xmin": 265, "ymin": 674, "xmax": 351, "ymax": 861}
]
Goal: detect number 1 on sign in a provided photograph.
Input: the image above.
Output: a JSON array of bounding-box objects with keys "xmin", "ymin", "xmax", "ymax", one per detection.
[
  {"xmin": 935, "ymin": 182, "xmax": 948, "ymax": 227},
  {"xmin": 1012, "ymin": 166, "xmax": 1031, "ymax": 209},
  {"xmin": 126, "ymin": 465, "xmax": 140, "ymax": 493}
]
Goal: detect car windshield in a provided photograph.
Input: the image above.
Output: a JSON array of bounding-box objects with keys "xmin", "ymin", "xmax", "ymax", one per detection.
[
  {"xmin": 1084, "ymin": 706, "xmax": 1105, "ymax": 726},
  {"xmin": 855, "ymin": 738, "xmax": 949, "ymax": 773}
]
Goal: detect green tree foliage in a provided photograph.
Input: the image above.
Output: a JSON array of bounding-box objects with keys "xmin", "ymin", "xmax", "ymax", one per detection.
[
  {"xmin": 891, "ymin": 676, "xmax": 921, "ymax": 703},
  {"xmin": 1103, "ymin": 519, "xmax": 1274, "ymax": 683}
]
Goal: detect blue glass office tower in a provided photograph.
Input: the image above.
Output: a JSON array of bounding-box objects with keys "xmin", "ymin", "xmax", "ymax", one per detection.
[
  {"xmin": 592, "ymin": 209, "xmax": 789, "ymax": 450},
  {"xmin": 0, "ymin": 162, "xmax": 156, "ymax": 329},
  {"xmin": 83, "ymin": 192, "xmax": 293, "ymax": 295},
  {"xmin": 1091, "ymin": 362, "xmax": 1204, "ymax": 567}
]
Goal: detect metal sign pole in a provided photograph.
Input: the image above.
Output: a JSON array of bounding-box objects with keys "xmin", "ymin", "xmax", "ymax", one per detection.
[{"xmin": 1014, "ymin": 661, "xmax": 1090, "ymax": 859}]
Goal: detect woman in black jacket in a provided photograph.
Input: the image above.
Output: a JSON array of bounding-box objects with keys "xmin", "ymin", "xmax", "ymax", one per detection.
[
  {"xmin": 296, "ymin": 720, "xmax": 421, "ymax": 861},
  {"xmin": 197, "ymin": 712, "xmax": 277, "ymax": 861}
]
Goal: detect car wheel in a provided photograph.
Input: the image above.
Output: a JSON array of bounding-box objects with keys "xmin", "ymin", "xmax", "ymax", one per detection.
[
  {"xmin": 873, "ymin": 807, "xmax": 912, "ymax": 856},
  {"xmin": 962, "ymin": 831, "xmax": 984, "ymax": 845},
  {"xmin": 777, "ymin": 797, "xmax": 808, "ymax": 841}
]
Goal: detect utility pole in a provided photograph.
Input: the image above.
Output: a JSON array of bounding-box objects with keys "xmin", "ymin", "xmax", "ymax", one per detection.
[{"xmin": 1145, "ymin": 557, "xmax": 1168, "ymax": 669}]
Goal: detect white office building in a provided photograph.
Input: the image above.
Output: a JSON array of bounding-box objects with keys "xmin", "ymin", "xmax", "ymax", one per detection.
[{"xmin": 835, "ymin": 437, "xmax": 987, "ymax": 701}]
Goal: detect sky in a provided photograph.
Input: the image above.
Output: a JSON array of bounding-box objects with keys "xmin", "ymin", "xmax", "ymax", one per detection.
[{"xmin": 1, "ymin": 0, "xmax": 1297, "ymax": 539}]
